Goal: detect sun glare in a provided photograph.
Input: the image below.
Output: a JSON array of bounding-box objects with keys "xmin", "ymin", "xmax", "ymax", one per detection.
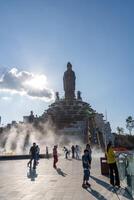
[{"xmin": 23, "ymin": 74, "xmax": 47, "ymax": 90}]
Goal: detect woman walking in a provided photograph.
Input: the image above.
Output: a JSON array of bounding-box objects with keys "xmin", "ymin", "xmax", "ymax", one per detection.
[{"xmin": 106, "ymin": 141, "xmax": 120, "ymax": 188}]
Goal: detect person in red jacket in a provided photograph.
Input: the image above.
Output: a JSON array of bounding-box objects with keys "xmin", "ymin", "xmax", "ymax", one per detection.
[{"xmin": 53, "ymin": 145, "xmax": 58, "ymax": 169}]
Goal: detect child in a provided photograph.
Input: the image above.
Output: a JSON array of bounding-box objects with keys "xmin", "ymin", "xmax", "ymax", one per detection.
[{"xmin": 82, "ymin": 149, "xmax": 91, "ymax": 188}]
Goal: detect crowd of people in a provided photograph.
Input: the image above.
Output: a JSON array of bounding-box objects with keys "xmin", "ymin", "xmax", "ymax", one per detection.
[
  {"xmin": 27, "ymin": 141, "xmax": 120, "ymax": 190},
  {"xmin": 63, "ymin": 145, "xmax": 81, "ymax": 159}
]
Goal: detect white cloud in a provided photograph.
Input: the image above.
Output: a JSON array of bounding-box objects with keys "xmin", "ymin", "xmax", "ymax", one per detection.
[{"xmin": 0, "ymin": 68, "xmax": 54, "ymax": 101}]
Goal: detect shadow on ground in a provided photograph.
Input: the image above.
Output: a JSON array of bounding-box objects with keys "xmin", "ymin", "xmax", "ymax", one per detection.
[
  {"xmin": 90, "ymin": 175, "xmax": 133, "ymax": 200},
  {"xmin": 90, "ymin": 175, "xmax": 111, "ymax": 189},
  {"xmin": 86, "ymin": 187, "xmax": 109, "ymax": 200},
  {"xmin": 56, "ymin": 168, "xmax": 67, "ymax": 177},
  {"xmin": 27, "ymin": 168, "xmax": 38, "ymax": 181}
]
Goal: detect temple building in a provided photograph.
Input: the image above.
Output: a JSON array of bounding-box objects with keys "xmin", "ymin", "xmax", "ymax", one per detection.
[
  {"xmin": 22, "ymin": 62, "xmax": 113, "ymax": 146},
  {"xmin": 40, "ymin": 62, "xmax": 113, "ymax": 146},
  {"xmin": 94, "ymin": 113, "xmax": 114, "ymax": 147},
  {"xmin": 23, "ymin": 111, "xmax": 35, "ymax": 123}
]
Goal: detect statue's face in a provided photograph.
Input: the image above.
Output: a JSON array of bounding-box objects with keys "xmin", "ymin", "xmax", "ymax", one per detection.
[{"xmin": 67, "ymin": 63, "xmax": 72, "ymax": 70}]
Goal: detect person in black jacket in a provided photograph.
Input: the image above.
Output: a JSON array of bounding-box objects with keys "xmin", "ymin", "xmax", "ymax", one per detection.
[
  {"xmin": 71, "ymin": 145, "xmax": 75, "ymax": 158},
  {"xmin": 27, "ymin": 143, "xmax": 37, "ymax": 169}
]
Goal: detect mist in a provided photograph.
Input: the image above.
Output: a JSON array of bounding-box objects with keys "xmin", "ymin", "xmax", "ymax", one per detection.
[{"xmin": 0, "ymin": 120, "xmax": 86, "ymax": 155}]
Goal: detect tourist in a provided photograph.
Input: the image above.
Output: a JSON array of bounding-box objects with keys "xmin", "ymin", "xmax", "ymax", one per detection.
[
  {"xmin": 53, "ymin": 145, "xmax": 58, "ymax": 169},
  {"xmin": 82, "ymin": 149, "xmax": 91, "ymax": 188},
  {"xmin": 71, "ymin": 145, "xmax": 75, "ymax": 158},
  {"xmin": 106, "ymin": 141, "xmax": 120, "ymax": 187},
  {"xmin": 75, "ymin": 145, "xmax": 80, "ymax": 159},
  {"xmin": 27, "ymin": 142, "xmax": 37, "ymax": 169},
  {"xmin": 46, "ymin": 146, "xmax": 49, "ymax": 159},
  {"xmin": 36, "ymin": 145, "xmax": 40, "ymax": 165},
  {"xmin": 63, "ymin": 146, "xmax": 69, "ymax": 159},
  {"xmin": 86, "ymin": 144, "xmax": 92, "ymax": 164}
]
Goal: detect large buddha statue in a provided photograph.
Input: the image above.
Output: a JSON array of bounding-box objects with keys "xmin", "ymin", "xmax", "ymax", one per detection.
[{"xmin": 63, "ymin": 62, "xmax": 76, "ymax": 99}]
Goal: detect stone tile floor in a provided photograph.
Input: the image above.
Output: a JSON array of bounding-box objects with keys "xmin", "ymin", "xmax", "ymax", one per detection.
[{"xmin": 0, "ymin": 156, "xmax": 133, "ymax": 200}]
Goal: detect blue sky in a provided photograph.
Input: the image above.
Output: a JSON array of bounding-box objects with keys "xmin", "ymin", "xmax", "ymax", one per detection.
[{"xmin": 0, "ymin": 0, "xmax": 134, "ymax": 133}]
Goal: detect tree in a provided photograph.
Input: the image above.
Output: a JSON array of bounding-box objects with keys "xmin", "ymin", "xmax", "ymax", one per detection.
[
  {"xmin": 117, "ymin": 127, "xmax": 124, "ymax": 135},
  {"xmin": 126, "ymin": 116, "xmax": 134, "ymax": 135}
]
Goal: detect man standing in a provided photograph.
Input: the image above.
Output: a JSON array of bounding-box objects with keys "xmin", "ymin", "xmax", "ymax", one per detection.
[
  {"xmin": 27, "ymin": 143, "xmax": 37, "ymax": 169},
  {"xmin": 46, "ymin": 146, "xmax": 49, "ymax": 158},
  {"xmin": 75, "ymin": 145, "xmax": 80, "ymax": 160},
  {"xmin": 71, "ymin": 145, "xmax": 75, "ymax": 158},
  {"xmin": 36, "ymin": 145, "xmax": 40, "ymax": 165},
  {"xmin": 53, "ymin": 145, "xmax": 58, "ymax": 169}
]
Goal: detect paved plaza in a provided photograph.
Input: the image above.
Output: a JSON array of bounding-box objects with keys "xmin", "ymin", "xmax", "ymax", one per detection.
[{"xmin": 0, "ymin": 156, "xmax": 132, "ymax": 200}]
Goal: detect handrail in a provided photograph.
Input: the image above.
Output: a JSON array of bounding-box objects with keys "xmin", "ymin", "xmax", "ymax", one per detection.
[{"xmin": 116, "ymin": 152, "xmax": 134, "ymax": 198}]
